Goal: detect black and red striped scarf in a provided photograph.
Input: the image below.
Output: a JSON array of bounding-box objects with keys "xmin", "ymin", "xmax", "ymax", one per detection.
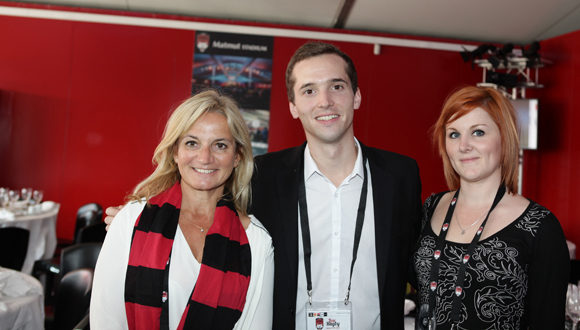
[{"xmin": 124, "ymin": 182, "xmax": 251, "ymax": 330}]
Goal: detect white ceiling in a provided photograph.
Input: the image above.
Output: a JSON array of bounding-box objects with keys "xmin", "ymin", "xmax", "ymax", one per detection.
[{"xmin": 8, "ymin": 0, "xmax": 580, "ymax": 44}]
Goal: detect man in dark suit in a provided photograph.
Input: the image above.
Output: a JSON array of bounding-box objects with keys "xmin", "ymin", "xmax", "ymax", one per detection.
[
  {"xmin": 105, "ymin": 41, "xmax": 422, "ymax": 330},
  {"xmin": 250, "ymin": 41, "xmax": 422, "ymax": 329}
]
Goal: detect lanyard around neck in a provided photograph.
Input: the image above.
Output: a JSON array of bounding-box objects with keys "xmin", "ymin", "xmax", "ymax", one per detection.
[
  {"xmin": 298, "ymin": 150, "xmax": 368, "ymax": 305},
  {"xmin": 427, "ymin": 185, "xmax": 506, "ymax": 326}
]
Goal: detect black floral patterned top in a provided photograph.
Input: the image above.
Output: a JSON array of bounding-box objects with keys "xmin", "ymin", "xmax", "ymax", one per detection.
[{"xmin": 413, "ymin": 192, "xmax": 569, "ymax": 330}]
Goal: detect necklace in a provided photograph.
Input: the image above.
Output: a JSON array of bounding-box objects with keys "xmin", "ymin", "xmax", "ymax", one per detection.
[
  {"xmin": 455, "ymin": 209, "xmax": 488, "ymax": 235},
  {"xmin": 192, "ymin": 223, "xmax": 208, "ymax": 232},
  {"xmin": 182, "ymin": 212, "xmax": 212, "ymax": 232}
]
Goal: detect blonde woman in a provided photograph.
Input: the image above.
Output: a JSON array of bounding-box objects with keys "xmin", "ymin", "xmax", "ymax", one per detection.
[{"xmin": 91, "ymin": 90, "xmax": 273, "ymax": 330}]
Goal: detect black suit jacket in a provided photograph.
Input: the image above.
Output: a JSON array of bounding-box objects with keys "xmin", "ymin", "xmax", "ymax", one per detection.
[{"xmin": 250, "ymin": 141, "xmax": 422, "ymax": 330}]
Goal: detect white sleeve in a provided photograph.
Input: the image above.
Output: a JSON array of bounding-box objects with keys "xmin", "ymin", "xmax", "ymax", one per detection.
[
  {"xmin": 233, "ymin": 215, "xmax": 274, "ymax": 330},
  {"xmin": 247, "ymin": 240, "xmax": 274, "ymax": 329},
  {"xmin": 90, "ymin": 201, "xmax": 144, "ymax": 330}
]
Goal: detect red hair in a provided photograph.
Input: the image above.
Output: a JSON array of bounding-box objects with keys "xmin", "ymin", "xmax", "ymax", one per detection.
[{"xmin": 433, "ymin": 86, "xmax": 520, "ymax": 194}]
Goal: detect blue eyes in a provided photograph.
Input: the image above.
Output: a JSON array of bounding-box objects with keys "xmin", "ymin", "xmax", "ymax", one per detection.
[{"xmin": 448, "ymin": 130, "xmax": 485, "ymax": 139}]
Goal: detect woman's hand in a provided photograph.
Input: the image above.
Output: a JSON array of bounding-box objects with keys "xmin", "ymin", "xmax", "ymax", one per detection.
[{"xmin": 104, "ymin": 205, "xmax": 123, "ymax": 231}]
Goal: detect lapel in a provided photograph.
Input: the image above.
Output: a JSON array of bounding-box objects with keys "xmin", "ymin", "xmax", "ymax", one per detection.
[
  {"xmin": 274, "ymin": 142, "xmax": 396, "ymax": 298},
  {"xmin": 275, "ymin": 143, "xmax": 306, "ymax": 282},
  {"xmin": 360, "ymin": 142, "xmax": 395, "ymax": 299}
]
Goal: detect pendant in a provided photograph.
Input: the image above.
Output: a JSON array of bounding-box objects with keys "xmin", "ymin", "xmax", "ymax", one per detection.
[
  {"xmin": 200, "ymin": 228, "xmax": 204, "ymax": 232},
  {"xmin": 461, "ymin": 230, "xmax": 466, "ymax": 235}
]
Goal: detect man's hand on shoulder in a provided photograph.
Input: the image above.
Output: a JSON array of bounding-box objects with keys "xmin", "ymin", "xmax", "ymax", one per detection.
[{"xmin": 104, "ymin": 205, "xmax": 123, "ymax": 231}]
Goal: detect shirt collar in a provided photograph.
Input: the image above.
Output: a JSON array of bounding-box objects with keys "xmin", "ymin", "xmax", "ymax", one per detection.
[{"xmin": 303, "ymin": 138, "xmax": 365, "ymax": 183}]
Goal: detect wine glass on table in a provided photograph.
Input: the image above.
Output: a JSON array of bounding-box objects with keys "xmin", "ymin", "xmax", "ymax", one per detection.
[
  {"xmin": 21, "ymin": 188, "xmax": 33, "ymax": 205},
  {"xmin": 0, "ymin": 189, "xmax": 9, "ymax": 211},
  {"xmin": 567, "ymin": 283, "xmax": 580, "ymax": 330},
  {"xmin": 33, "ymin": 189, "xmax": 43, "ymax": 203},
  {"xmin": 33, "ymin": 190, "xmax": 44, "ymax": 213},
  {"xmin": 8, "ymin": 190, "xmax": 19, "ymax": 209}
]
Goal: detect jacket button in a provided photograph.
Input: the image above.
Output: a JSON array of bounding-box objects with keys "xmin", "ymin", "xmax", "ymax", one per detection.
[{"xmin": 289, "ymin": 308, "xmax": 294, "ymax": 314}]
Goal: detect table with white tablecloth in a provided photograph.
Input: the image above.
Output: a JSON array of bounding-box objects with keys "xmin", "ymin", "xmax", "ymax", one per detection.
[
  {"xmin": 405, "ymin": 316, "xmax": 415, "ymax": 329},
  {"xmin": 0, "ymin": 204, "xmax": 59, "ymax": 274},
  {"xmin": 0, "ymin": 267, "xmax": 44, "ymax": 330},
  {"xmin": 404, "ymin": 299, "xmax": 416, "ymax": 330}
]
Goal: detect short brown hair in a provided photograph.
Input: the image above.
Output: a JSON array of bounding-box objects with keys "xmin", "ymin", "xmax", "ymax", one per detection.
[
  {"xmin": 285, "ymin": 41, "xmax": 358, "ymax": 104},
  {"xmin": 433, "ymin": 86, "xmax": 520, "ymax": 194}
]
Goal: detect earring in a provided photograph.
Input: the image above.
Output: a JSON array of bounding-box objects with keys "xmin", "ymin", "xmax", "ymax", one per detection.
[{"xmin": 174, "ymin": 158, "xmax": 178, "ymax": 163}]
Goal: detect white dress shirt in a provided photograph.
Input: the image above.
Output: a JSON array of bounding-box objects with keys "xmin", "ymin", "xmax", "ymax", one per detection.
[
  {"xmin": 295, "ymin": 139, "xmax": 380, "ymax": 330},
  {"xmin": 90, "ymin": 200, "xmax": 274, "ymax": 330}
]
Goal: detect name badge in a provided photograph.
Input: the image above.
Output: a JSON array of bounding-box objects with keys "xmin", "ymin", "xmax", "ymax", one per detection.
[{"xmin": 305, "ymin": 301, "xmax": 353, "ymax": 330}]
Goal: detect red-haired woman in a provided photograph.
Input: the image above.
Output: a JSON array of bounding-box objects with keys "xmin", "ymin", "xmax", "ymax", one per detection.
[{"xmin": 412, "ymin": 86, "xmax": 568, "ymax": 329}]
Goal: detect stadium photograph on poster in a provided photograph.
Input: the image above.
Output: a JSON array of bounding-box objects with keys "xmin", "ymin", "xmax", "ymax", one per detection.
[{"xmin": 192, "ymin": 31, "xmax": 273, "ymax": 156}]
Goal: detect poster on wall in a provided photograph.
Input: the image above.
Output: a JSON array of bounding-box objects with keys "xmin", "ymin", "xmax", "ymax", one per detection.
[{"xmin": 192, "ymin": 31, "xmax": 273, "ymax": 156}]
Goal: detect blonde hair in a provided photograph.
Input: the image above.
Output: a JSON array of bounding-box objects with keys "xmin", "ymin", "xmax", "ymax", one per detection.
[
  {"xmin": 128, "ymin": 89, "xmax": 254, "ymax": 215},
  {"xmin": 433, "ymin": 86, "xmax": 520, "ymax": 194}
]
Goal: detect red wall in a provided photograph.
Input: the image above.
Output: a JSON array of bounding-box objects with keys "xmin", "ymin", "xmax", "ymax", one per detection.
[
  {"xmin": 0, "ymin": 7, "xmax": 194, "ymax": 239},
  {"xmin": 521, "ymin": 29, "xmax": 580, "ymax": 246},
  {"xmin": 3, "ymin": 3, "xmax": 573, "ymax": 243}
]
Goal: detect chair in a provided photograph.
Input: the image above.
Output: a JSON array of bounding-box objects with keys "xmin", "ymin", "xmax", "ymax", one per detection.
[
  {"xmin": 570, "ymin": 259, "xmax": 580, "ymax": 284},
  {"xmin": 60, "ymin": 242, "xmax": 102, "ymax": 280},
  {"xmin": 0, "ymin": 227, "xmax": 30, "ymax": 271},
  {"xmin": 36, "ymin": 203, "xmax": 103, "ymax": 276},
  {"xmin": 33, "ymin": 242, "xmax": 102, "ymax": 308},
  {"xmin": 53, "ymin": 203, "xmax": 103, "ymax": 258},
  {"xmin": 73, "ymin": 313, "xmax": 90, "ymax": 330},
  {"xmin": 76, "ymin": 221, "xmax": 107, "ymax": 244},
  {"xmin": 73, "ymin": 203, "xmax": 103, "ymax": 244},
  {"xmin": 49, "ymin": 268, "xmax": 94, "ymax": 330}
]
